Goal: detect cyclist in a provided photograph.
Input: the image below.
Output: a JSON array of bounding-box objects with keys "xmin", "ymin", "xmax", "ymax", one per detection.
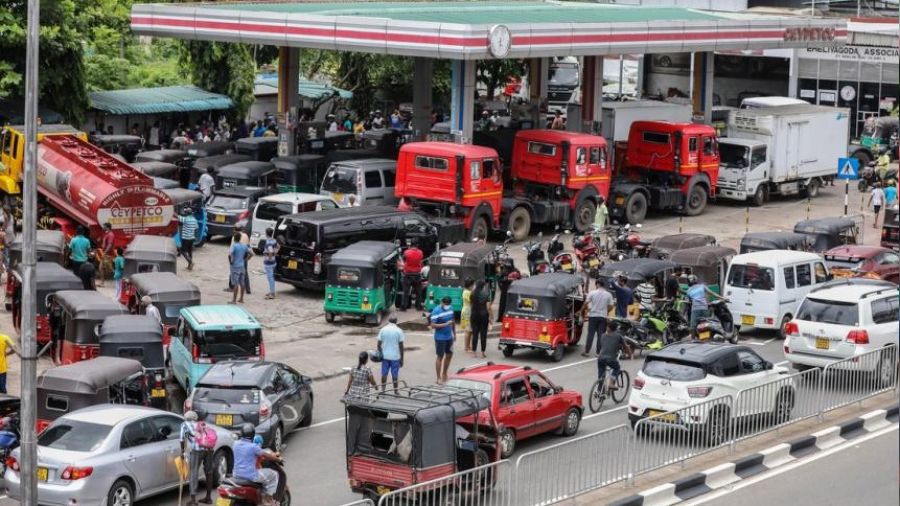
[{"xmin": 597, "ymin": 320, "xmax": 626, "ymax": 391}]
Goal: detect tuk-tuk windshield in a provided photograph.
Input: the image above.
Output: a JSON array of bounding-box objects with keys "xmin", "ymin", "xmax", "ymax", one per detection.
[
  {"xmin": 321, "ymin": 166, "xmax": 358, "ymax": 193},
  {"xmin": 328, "ymin": 266, "xmax": 377, "ymax": 288},
  {"xmin": 199, "ymin": 328, "xmax": 261, "ymax": 359},
  {"xmin": 727, "ymin": 264, "xmax": 774, "ymax": 291},
  {"xmin": 38, "ymin": 420, "xmax": 109, "ymax": 452}
]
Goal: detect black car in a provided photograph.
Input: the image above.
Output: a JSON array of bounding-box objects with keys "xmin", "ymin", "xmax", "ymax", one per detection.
[
  {"xmin": 186, "ymin": 361, "xmax": 313, "ymax": 450},
  {"xmin": 206, "ymin": 186, "xmax": 273, "ymax": 239}
]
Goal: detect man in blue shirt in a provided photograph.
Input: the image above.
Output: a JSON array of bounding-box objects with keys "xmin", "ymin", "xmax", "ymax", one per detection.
[
  {"xmin": 430, "ymin": 296, "xmax": 456, "ymax": 384},
  {"xmin": 233, "ymin": 424, "xmax": 281, "ymax": 505},
  {"xmin": 377, "ymin": 315, "xmax": 405, "ymax": 390},
  {"xmin": 68, "ymin": 226, "xmax": 91, "ymax": 274},
  {"xmin": 178, "ymin": 207, "xmax": 199, "ymax": 270},
  {"xmin": 611, "ymin": 275, "xmax": 634, "ymax": 319},
  {"xmin": 229, "ymin": 231, "xmax": 252, "ymax": 304},
  {"xmin": 686, "ymin": 274, "xmax": 724, "ymax": 336}
]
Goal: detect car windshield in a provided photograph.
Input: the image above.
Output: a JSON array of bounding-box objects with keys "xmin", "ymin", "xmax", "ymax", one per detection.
[
  {"xmin": 444, "ymin": 378, "xmax": 493, "ymax": 399},
  {"xmin": 198, "ymin": 328, "xmax": 262, "ymax": 359},
  {"xmin": 208, "ymin": 195, "xmax": 248, "ymax": 210},
  {"xmin": 643, "ymin": 358, "xmax": 706, "ymax": 382},
  {"xmin": 321, "ymin": 166, "xmax": 358, "ymax": 193},
  {"xmin": 38, "ymin": 421, "xmax": 110, "ymax": 452},
  {"xmin": 797, "ymin": 298, "xmax": 859, "ymax": 326},
  {"xmin": 256, "ymin": 201, "xmax": 294, "ymax": 222},
  {"xmin": 727, "ymin": 264, "xmax": 775, "ymax": 291},
  {"xmin": 719, "ymin": 143, "xmax": 749, "ymax": 168},
  {"xmin": 194, "ymin": 386, "xmax": 260, "ymax": 405}
]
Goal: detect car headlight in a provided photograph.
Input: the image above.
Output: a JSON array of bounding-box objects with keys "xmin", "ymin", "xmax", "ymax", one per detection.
[{"xmin": 737, "ymin": 178, "xmax": 745, "ymax": 190}]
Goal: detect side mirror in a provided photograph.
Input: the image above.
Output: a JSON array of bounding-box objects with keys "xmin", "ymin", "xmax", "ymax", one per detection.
[{"xmin": 764, "ymin": 361, "xmax": 773, "ymax": 370}]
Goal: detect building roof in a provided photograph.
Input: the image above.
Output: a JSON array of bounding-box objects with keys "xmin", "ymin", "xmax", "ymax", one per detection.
[
  {"xmin": 89, "ymin": 85, "xmax": 234, "ymax": 115},
  {"xmin": 254, "ymin": 74, "xmax": 353, "ymax": 101},
  {"xmin": 131, "ymin": 1, "xmax": 848, "ymax": 60}
]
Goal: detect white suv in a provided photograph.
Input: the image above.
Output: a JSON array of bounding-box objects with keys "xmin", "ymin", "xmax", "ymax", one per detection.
[
  {"xmin": 784, "ymin": 279, "xmax": 898, "ymax": 380},
  {"xmin": 628, "ymin": 342, "xmax": 792, "ymax": 444}
]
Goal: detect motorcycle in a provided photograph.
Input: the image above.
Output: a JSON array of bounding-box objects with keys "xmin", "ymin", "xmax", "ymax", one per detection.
[
  {"xmin": 616, "ymin": 317, "xmax": 665, "ymax": 356},
  {"xmin": 608, "ymin": 223, "xmax": 649, "ymax": 260},
  {"xmin": 524, "ymin": 233, "xmax": 552, "ymax": 275},
  {"xmin": 217, "ymin": 459, "xmax": 290, "ymax": 506},
  {"xmin": 573, "ymin": 226, "xmax": 604, "ymax": 278},
  {"xmin": 0, "ymin": 414, "xmax": 20, "ymax": 475},
  {"xmin": 696, "ymin": 299, "xmax": 738, "ymax": 344},
  {"xmin": 657, "ymin": 300, "xmax": 692, "ymax": 343}
]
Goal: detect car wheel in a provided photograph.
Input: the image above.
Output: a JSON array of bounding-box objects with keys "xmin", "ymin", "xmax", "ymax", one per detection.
[
  {"xmin": 624, "ymin": 193, "xmax": 648, "ymax": 224},
  {"xmin": 499, "ymin": 428, "xmax": 516, "ymax": 458},
  {"xmin": 684, "ymin": 184, "xmax": 708, "ymax": 216},
  {"xmin": 324, "ymin": 311, "xmax": 335, "ymax": 323},
  {"xmin": 270, "ymin": 424, "xmax": 283, "ymax": 451},
  {"xmin": 550, "ymin": 345, "xmax": 565, "ymax": 362},
  {"xmin": 877, "ymin": 347, "xmax": 897, "ymax": 388},
  {"xmin": 574, "ymin": 199, "xmax": 597, "ymax": 233},
  {"xmin": 777, "ymin": 315, "xmax": 792, "ymax": 339},
  {"xmin": 704, "ymin": 406, "xmax": 730, "ymax": 446},
  {"xmin": 560, "ymin": 408, "xmax": 581, "ymax": 437},
  {"xmin": 508, "ymin": 207, "xmax": 531, "ymax": 242},
  {"xmin": 501, "ymin": 345, "xmax": 514, "ymax": 358},
  {"xmin": 107, "ymin": 479, "xmax": 134, "ymax": 506},
  {"xmin": 211, "ymin": 448, "xmax": 231, "ymax": 486},
  {"xmin": 772, "ymin": 388, "xmax": 794, "ymax": 425},
  {"xmin": 751, "ymin": 185, "xmax": 767, "ymax": 207},
  {"xmin": 299, "ymin": 395, "xmax": 314, "ymax": 428}
]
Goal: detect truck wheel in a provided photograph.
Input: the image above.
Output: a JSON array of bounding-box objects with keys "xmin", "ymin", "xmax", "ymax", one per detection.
[
  {"xmin": 574, "ymin": 200, "xmax": 596, "ymax": 233},
  {"xmin": 469, "ymin": 216, "xmax": 489, "ymax": 242},
  {"xmin": 751, "ymin": 185, "xmax": 767, "ymax": 207},
  {"xmin": 624, "ymin": 193, "xmax": 648, "ymax": 224},
  {"xmin": 684, "ymin": 185, "xmax": 708, "ymax": 216},
  {"xmin": 507, "ymin": 207, "xmax": 531, "ymax": 242},
  {"xmin": 803, "ymin": 179, "xmax": 820, "ymax": 198}
]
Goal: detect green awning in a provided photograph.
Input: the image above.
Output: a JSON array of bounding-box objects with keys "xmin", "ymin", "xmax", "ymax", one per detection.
[
  {"xmin": 89, "ymin": 85, "xmax": 234, "ymax": 115},
  {"xmin": 255, "ymin": 76, "xmax": 352, "ymax": 101}
]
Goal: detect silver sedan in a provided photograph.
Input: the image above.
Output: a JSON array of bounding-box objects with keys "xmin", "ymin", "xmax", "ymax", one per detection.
[{"xmin": 4, "ymin": 404, "xmax": 234, "ymax": 506}]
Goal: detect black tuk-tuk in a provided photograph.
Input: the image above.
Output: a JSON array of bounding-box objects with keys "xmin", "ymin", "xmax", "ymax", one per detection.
[
  {"xmin": 91, "ymin": 134, "xmax": 143, "ymax": 163},
  {"xmin": 191, "ymin": 153, "xmax": 253, "ymax": 185},
  {"xmin": 36, "ymin": 356, "xmax": 145, "ymax": 432},
  {"xmin": 98, "ymin": 315, "xmax": 167, "ymax": 409},
  {"xmin": 132, "ymin": 161, "xmax": 179, "ymax": 179},
  {"xmin": 344, "ymin": 384, "xmax": 499, "ymax": 499},
  {"xmin": 236, "ymin": 136, "xmax": 278, "ymax": 161},
  {"xmin": 186, "ymin": 141, "xmax": 233, "ymax": 160},
  {"xmin": 360, "ymin": 129, "xmax": 403, "ymax": 159},
  {"xmin": 793, "ymin": 217, "xmax": 860, "ymax": 252},
  {"xmin": 668, "ymin": 246, "xmax": 735, "ymax": 294},
  {"xmin": 7, "ymin": 229, "xmax": 66, "ymax": 268},
  {"xmin": 649, "ymin": 233, "xmax": 716, "ymax": 259},
  {"xmin": 9, "ymin": 262, "xmax": 83, "ymax": 343},
  {"xmin": 499, "ymin": 273, "xmax": 585, "ymax": 361},
  {"xmin": 49, "ymin": 290, "xmax": 128, "ymax": 365},
  {"xmin": 271, "ymin": 155, "xmax": 329, "ymax": 193},
  {"xmin": 216, "ymin": 161, "xmax": 277, "ymax": 189},
  {"xmin": 425, "ymin": 242, "xmax": 497, "ymax": 312},
  {"xmin": 739, "ymin": 231, "xmax": 810, "ymax": 254},
  {"xmin": 324, "ymin": 241, "xmax": 400, "ymax": 325},
  {"xmin": 124, "ymin": 272, "xmax": 200, "ymax": 342},
  {"xmin": 597, "ymin": 258, "xmax": 675, "ymax": 318},
  {"xmin": 153, "ymin": 177, "xmax": 181, "ymax": 190},
  {"xmin": 325, "ymin": 148, "xmax": 380, "ymax": 165},
  {"xmin": 134, "ymin": 149, "xmax": 188, "ymax": 165}
]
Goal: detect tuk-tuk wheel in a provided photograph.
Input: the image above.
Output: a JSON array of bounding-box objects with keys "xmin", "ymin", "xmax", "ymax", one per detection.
[
  {"xmin": 325, "ymin": 311, "xmax": 335, "ymax": 323},
  {"xmin": 501, "ymin": 345, "xmax": 514, "ymax": 358},
  {"xmin": 550, "ymin": 345, "xmax": 565, "ymax": 362}
]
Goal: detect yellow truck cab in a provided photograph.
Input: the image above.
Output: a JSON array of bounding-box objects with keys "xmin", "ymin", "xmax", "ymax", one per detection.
[{"xmin": 0, "ymin": 124, "xmax": 85, "ymax": 195}]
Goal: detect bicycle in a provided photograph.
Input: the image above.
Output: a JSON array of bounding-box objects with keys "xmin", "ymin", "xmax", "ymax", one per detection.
[{"xmin": 588, "ymin": 355, "xmax": 631, "ymax": 413}]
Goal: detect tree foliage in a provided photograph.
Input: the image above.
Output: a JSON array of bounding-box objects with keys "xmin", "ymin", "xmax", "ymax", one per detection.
[
  {"xmin": 179, "ymin": 41, "xmax": 256, "ymax": 121},
  {"xmin": 476, "ymin": 59, "xmax": 528, "ymax": 100}
]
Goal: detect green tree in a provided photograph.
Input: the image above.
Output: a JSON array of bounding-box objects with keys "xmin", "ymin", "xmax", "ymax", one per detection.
[
  {"xmin": 476, "ymin": 59, "xmax": 527, "ymax": 100},
  {"xmin": 180, "ymin": 40, "xmax": 256, "ymax": 121}
]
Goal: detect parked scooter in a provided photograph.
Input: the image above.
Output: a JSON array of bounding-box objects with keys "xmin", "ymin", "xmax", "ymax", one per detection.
[
  {"xmin": 217, "ymin": 459, "xmax": 290, "ymax": 506},
  {"xmin": 616, "ymin": 317, "xmax": 665, "ymax": 356},
  {"xmin": 696, "ymin": 299, "xmax": 738, "ymax": 344},
  {"xmin": 608, "ymin": 223, "xmax": 649, "ymax": 260},
  {"xmin": 524, "ymin": 233, "xmax": 552, "ymax": 275},
  {"xmin": 657, "ymin": 300, "xmax": 692, "ymax": 343},
  {"xmin": 573, "ymin": 226, "xmax": 604, "ymax": 278}
]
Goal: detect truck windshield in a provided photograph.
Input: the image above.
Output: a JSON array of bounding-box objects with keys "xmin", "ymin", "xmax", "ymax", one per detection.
[
  {"xmin": 549, "ymin": 66, "xmax": 579, "ymax": 87},
  {"xmin": 321, "ymin": 166, "xmax": 358, "ymax": 193},
  {"xmin": 719, "ymin": 143, "xmax": 749, "ymax": 168}
]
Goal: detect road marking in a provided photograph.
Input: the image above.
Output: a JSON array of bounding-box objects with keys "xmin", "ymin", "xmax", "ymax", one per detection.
[
  {"xmin": 744, "ymin": 338, "xmax": 776, "ymax": 346},
  {"xmin": 542, "ymin": 358, "xmax": 595, "ymax": 373},
  {"xmin": 300, "ymin": 416, "xmax": 345, "ymax": 430},
  {"xmin": 583, "ymin": 405, "xmax": 628, "ymax": 420},
  {"xmin": 775, "ymin": 360, "xmax": 788, "ymax": 366}
]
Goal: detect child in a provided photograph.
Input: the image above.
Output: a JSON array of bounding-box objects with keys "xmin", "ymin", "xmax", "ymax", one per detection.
[{"xmin": 113, "ymin": 248, "xmax": 125, "ymax": 300}]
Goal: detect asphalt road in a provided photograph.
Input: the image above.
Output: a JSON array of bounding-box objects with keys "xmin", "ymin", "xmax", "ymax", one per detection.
[{"xmin": 690, "ymin": 425, "xmax": 899, "ymax": 506}]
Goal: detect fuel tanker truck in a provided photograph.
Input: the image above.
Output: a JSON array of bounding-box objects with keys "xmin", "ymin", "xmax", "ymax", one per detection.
[{"xmin": 34, "ymin": 134, "xmax": 176, "ymax": 246}]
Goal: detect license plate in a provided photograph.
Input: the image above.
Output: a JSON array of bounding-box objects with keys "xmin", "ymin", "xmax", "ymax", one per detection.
[
  {"xmin": 588, "ymin": 258, "xmax": 600, "ymax": 267},
  {"xmin": 333, "ymin": 192, "xmax": 344, "ymax": 202},
  {"xmin": 214, "ymin": 214, "xmax": 226, "ymax": 223},
  {"xmin": 215, "ymin": 414, "xmax": 233, "ymax": 426},
  {"xmin": 215, "ymin": 498, "xmax": 232, "ymax": 506},
  {"xmin": 561, "ymin": 262, "xmax": 572, "ymax": 270},
  {"xmin": 361, "ymin": 303, "xmax": 371, "ymax": 310},
  {"xmin": 287, "ymin": 260, "xmax": 298, "ymax": 270},
  {"xmin": 615, "ymin": 196, "xmax": 625, "ymax": 206},
  {"xmin": 539, "ymin": 334, "xmax": 550, "ymax": 343},
  {"xmin": 698, "ymin": 331, "xmax": 710, "ymax": 340},
  {"xmin": 647, "ymin": 410, "xmax": 678, "ymax": 423},
  {"xmin": 816, "ymin": 338, "xmax": 830, "ymax": 350},
  {"xmin": 741, "ymin": 315, "xmax": 755, "ymax": 326},
  {"xmin": 36, "ymin": 467, "xmax": 48, "ymax": 482},
  {"xmin": 376, "ymin": 486, "xmax": 391, "ymax": 496},
  {"xmin": 151, "ymin": 388, "xmax": 166, "ymax": 398}
]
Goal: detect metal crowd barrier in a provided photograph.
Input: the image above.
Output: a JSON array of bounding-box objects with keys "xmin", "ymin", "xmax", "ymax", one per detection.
[
  {"xmin": 338, "ymin": 500, "xmax": 375, "ymax": 506},
  {"xmin": 820, "ymin": 345, "xmax": 899, "ymax": 412},
  {"xmin": 377, "ymin": 459, "xmax": 513, "ymax": 506},
  {"xmin": 731, "ymin": 367, "xmax": 823, "ymax": 447}
]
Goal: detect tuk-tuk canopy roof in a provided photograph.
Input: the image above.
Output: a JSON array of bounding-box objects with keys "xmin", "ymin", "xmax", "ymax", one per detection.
[
  {"xmin": 9, "ymin": 229, "xmax": 66, "ymax": 254},
  {"xmin": 650, "ymin": 233, "xmax": 716, "ymax": 252},
  {"xmin": 162, "ymin": 188, "xmax": 204, "ymax": 206},
  {"xmin": 20, "ymin": 262, "xmax": 82, "ymax": 290},
  {"xmin": 330, "ymin": 241, "xmax": 398, "ymax": 269},
  {"xmin": 793, "ymin": 217, "xmax": 857, "ymax": 235},
  {"xmin": 186, "ymin": 141, "xmax": 233, "ymax": 158},
  {"xmin": 92, "ymin": 134, "xmax": 142, "ymax": 147},
  {"xmin": 37, "ymin": 356, "xmax": 144, "ymax": 394},
  {"xmin": 598, "ymin": 258, "xmax": 676, "ymax": 281},
  {"xmin": 217, "ymin": 161, "xmax": 277, "ymax": 179},
  {"xmin": 181, "ymin": 304, "xmax": 260, "ymax": 330},
  {"xmin": 508, "ymin": 272, "xmax": 583, "ymax": 298},
  {"xmin": 282, "ymin": 205, "xmax": 402, "ymax": 226},
  {"xmin": 669, "ymin": 246, "xmax": 736, "ymax": 268},
  {"xmin": 740, "ymin": 231, "xmax": 810, "ymax": 250},
  {"xmin": 134, "ymin": 149, "xmax": 187, "ymax": 164},
  {"xmin": 212, "ymin": 186, "xmax": 269, "ymax": 198},
  {"xmin": 124, "ymin": 235, "xmax": 178, "ymax": 263},
  {"xmin": 345, "ymin": 384, "xmax": 490, "ymax": 421},
  {"xmin": 131, "ymin": 161, "xmax": 178, "ymax": 178},
  {"xmin": 271, "ymin": 154, "xmax": 326, "ymax": 171},
  {"xmin": 236, "ymin": 137, "xmax": 278, "ymax": 148},
  {"xmin": 193, "ymin": 153, "xmax": 252, "ymax": 172},
  {"xmin": 53, "ymin": 291, "xmax": 127, "ymax": 320},
  {"xmin": 129, "ymin": 272, "xmax": 201, "ymax": 303},
  {"xmin": 99, "ymin": 315, "xmax": 164, "ymax": 344},
  {"xmin": 431, "ymin": 242, "xmax": 494, "ymax": 268}
]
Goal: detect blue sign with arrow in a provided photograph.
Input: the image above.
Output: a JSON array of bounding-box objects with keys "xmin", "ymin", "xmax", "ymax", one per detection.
[{"xmin": 836, "ymin": 157, "xmax": 859, "ymax": 180}]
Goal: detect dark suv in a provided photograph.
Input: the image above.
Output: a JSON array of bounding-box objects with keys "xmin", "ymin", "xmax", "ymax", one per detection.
[{"xmin": 205, "ymin": 186, "xmax": 273, "ymax": 239}]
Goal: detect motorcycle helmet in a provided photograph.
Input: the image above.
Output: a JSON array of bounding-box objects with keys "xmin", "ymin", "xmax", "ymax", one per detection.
[
  {"xmin": 368, "ymin": 350, "xmax": 383, "ymax": 363},
  {"xmin": 687, "ymin": 274, "xmax": 698, "ymax": 285},
  {"xmin": 626, "ymin": 233, "xmax": 642, "ymax": 248},
  {"xmin": 241, "ymin": 423, "xmax": 256, "ymax": 439}
]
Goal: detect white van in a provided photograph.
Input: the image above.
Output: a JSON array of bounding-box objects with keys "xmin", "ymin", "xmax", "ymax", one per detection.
[
  {"xmin": 724, "ymin": 250, "xmax": 830, "ymax": 337},
  {"xmin": 319, "ymin": 159, "xmax": 397, "ymax": 207},
  {"xmin": 249, "ymin": 193, "xmax": 339, "ymax": 250}
]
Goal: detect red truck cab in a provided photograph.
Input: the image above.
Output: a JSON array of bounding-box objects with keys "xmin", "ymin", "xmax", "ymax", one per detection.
[
  {"xmin": 505, "ymin": 130, "xmax": 610, "ymax": 240},
  {"xmin": 396, "ymin": 142, "xmax": 502, "ymax": 241},
  {"xmin": 610, "ymin": 121, "xmax": 719, "ymax": 224}
]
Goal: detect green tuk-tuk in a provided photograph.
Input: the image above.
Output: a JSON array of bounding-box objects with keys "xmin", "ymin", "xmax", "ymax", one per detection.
[
  {"xmin": 324, "ymin": 241, "xmax": 400, "ymax": 324},
  {"xmin": 669, "ymin": 246, "xmax": 736, "ymax": 294},
  {"xmin": 271, "ymin": 155, "xmax": 328, "ymax": 193},
  {"xmin": 424, "ymin": 242, "xmax": 496, "ymax": 312}
]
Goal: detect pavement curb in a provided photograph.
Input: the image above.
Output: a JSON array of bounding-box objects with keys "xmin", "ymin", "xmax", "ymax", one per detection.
[{"xmin": 610, "ymin": 404, "xmax": 899, "ymax": 505}]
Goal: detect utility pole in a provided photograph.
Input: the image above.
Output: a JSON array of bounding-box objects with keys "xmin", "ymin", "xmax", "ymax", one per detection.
[{"xmin": 21, "ymin": 0, "xmax": 40, "ymax": 504}]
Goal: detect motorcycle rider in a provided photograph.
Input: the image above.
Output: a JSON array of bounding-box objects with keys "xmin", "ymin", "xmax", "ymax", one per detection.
[
  {"xmin": 233, "ymin": 423, "xmax": 282, "ymax": 506},
  {"xmin": 686, "ymin": 274, "xmax": 725, "ymax": 337}
]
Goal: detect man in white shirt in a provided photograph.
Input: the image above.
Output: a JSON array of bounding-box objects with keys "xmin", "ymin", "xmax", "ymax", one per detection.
[
  {"xmin": 198, "ymin": 167, "xmax": 216, "ymax": 203},
  {"xmin": 141, "ymin": 296, "xmax": 162, "ymax": 326},
  {"xmin": 869, "ymin": 182, "xmax": 886, "ymax": 228}
]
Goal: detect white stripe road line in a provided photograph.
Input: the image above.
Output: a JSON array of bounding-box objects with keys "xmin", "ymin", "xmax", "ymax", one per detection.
[
  {"xmin": 300, "ymin": 416, "xmax": 346, "ymax": 430},
  {"xmin": 542, "ymin": 358, "xmax": 595, "ymax": 373},
  {"xmin": 583, "ymin": 405, "xmax": 628, "ymax": 420},
  {"xmin": 744, "ymin": 338, "xmax": 777, "ymax": 346}
]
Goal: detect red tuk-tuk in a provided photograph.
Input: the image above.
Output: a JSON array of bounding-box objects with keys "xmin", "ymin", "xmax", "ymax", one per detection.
[
  {"xmin": 10, "ymin": 262, "xmax": 83, "ymax": 344},
  {"xmin": 123, "ymin": 272, "xmax": 200, "ymax": 345},
  {"xmin": 395, "ymin": 142, "xmax": 502, "ymax": 241},
  {"xmin": 48, "ymin": 290, "xmax": 127, "ymax": 364},
  {"xmin": 118, "ymin": 234, "xmax": 179, "ymax": 306},
  {"xmin": 499, "ymin": 273, "xmax": 585, "ymax": 362},
  {"xmin": 344, "ymin": 384, "xmax": 499, "ymax": 500}
]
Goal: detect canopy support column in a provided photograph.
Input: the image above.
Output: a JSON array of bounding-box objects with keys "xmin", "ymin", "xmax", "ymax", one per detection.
[
  {"xmin": 450, "ymin": 60, "xmax": 476, "ymax": 143},
  {"xmin": 277, "ymin": 46, "xmax": 300, "ymax": 156},
  {"xmin": 691, "ymin": 51, "xmax": 714, "ymax": 124},
  {"xmin": 581, "ymin": 55, "xmax": 603, "ymax": 134},
  {"xmin": 412, "ymin": 58, "xmax": 433, "ymax": 141}
]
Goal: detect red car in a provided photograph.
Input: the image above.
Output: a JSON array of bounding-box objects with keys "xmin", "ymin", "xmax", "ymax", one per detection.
[
  {"xmin": 823, "ymin": 245, "xmax": 900, "ymax": 284},
  {"xmin": 447, "ymin": 363, "xmax": 583, "ymax": 458}
]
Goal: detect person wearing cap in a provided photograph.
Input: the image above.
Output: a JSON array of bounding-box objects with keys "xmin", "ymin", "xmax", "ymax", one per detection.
[
  {"xmin": 177, "ymin": 206, "xmax": 199, "ymax": 270},
  {"xmin": 611, "ymin": 274, "xmax": 634, "ymax": 319},
  {"xmin": 686, "ymin": 274, "xmax": 724, "ymax": 336},
  {"xmin": 377, "ymin": 315, "xmax": 405, "ymax": 390},
  {"xmin": 345, "ymin": 351, "xmax": 377, "ymax": 399},
  {"xmin": 141, "ymin": 295, "xmax": 162, "ymax": 327},
  {"xmin": 430, "ymin": 295, "xmax": 456, "ymax": 384},
  {"xmin": 78, "ymin": 250, "xmax": 98, "ymax": 290},
  {"xmin": 180, "ymin": 410, "xmax": 213, "ymax": 505}
]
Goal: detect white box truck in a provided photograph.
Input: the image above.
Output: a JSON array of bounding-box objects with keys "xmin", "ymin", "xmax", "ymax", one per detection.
[
  {"xmin": 600, "ymin": 100, "xmax": 692, "ymax": 142},
  {"xmin": 717, "ymin": 105, "xmax": 849, "ymax": 206}
]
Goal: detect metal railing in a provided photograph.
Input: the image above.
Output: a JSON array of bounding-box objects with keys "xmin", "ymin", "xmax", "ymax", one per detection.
[
  {"xmin": 731, "ymin": 367, "xmax": 823, "ymax": 446},
  {"xmin": 514, "ymin": 424, "xmax": 632, "ymax": 505},
  {"xmin": 338, "ymin": 500, "xmax": 375, "ymax": 506},
  {"xmin": 377, "ymin": 459, "xmax": 513, "ymax": 506},
  {"xmin": 820, "ymin": 345, "xmax": 899, "ymax": 412}
]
